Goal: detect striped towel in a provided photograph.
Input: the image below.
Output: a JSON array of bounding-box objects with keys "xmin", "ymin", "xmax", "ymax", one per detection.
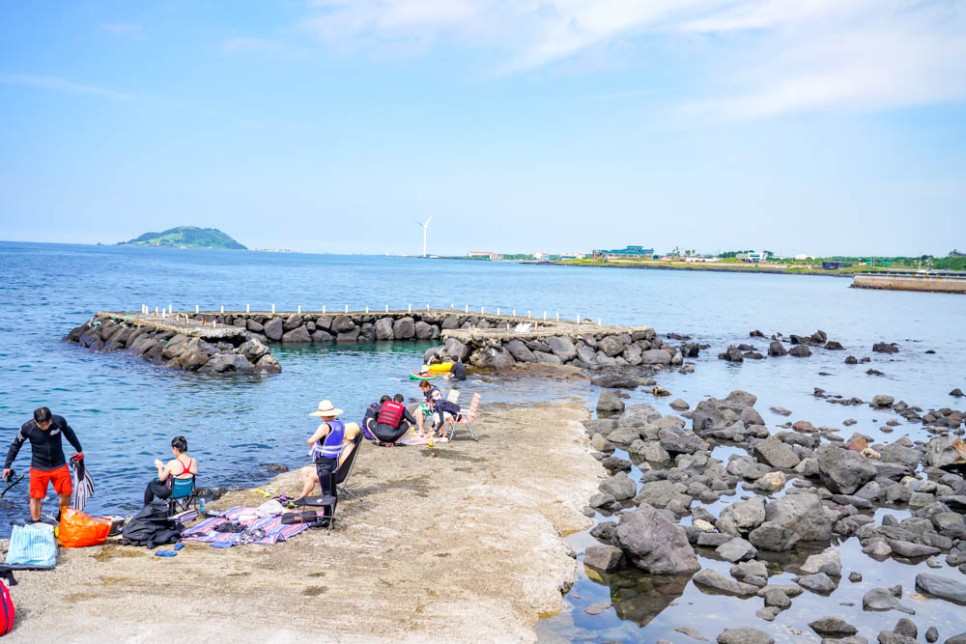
[{"xmin": 183, "ymin": 508, "xmax": 310, "ymax": 547}]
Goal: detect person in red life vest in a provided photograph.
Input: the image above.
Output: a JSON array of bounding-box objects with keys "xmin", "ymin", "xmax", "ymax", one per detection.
[
  {"xmin": 295, "ymin": 400, "xmax": 360, "ymax": 500},
  {"xmin": 3, "ymin": 407, "xmax": 83, "ymax": 522},
  {"xmin": 368, "ymin": 394, "xmax": 418, "ymax": 446}
]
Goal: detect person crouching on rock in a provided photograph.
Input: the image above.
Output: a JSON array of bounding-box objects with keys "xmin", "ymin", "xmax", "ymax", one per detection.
[
  {"xmin": 367, "ymin": 394, "xmax": 418, "ymax": 447},
  {"xmin": 144, "ymin": 435, "xmax": 197, "ymax": 504}
]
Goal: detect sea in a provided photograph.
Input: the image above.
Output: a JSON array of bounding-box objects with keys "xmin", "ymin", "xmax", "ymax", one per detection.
[{"xmin": 1, "ymin": 241, "xmax": 964, "ymax": 641}]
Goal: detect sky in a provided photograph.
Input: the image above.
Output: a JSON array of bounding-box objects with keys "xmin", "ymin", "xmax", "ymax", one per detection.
[{"xmin": 0, "ymin": 0, "xmax": 964, "ymax": 257}]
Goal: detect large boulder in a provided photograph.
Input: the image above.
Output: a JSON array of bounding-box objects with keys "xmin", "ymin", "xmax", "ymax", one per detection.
[
  {"xmin": 748, "ymin": 522, "xmax": 801, "ymax": 552},
  {"xmin": 414, "ymin": 320, "xmax": 436, "ymax": 340},
  {"xmin": 471, "ymin": 346, "xmax": 516, "ymax": 370},
  {"xmin": 263, "ymin": 317, "xmax": 284, "ymax": 341},
  {"xmin": 442, "ymin": 338, "xmax": 469, "ymax": 361},
  {"xmin": 547, "ymin": 336, "xmax": 577, "ymax": 362},
  {"xmin": 763, "ymin": 492, "xmax": 831, "ymax": 542},
  {"xmin": 618, "ymin": 404, "xmax": 663, "ymax": 428},
  {"xmin": 392, "ymin": 317, "xmax": 416, "ymax": 340},
  {"xmin": 752, "ymin": 437, "xmax": 801, "ymax": 469},
  {"xmin": 330, "ymin": 316, "xmax": 356, "ymax": 334},
  {"xmin": 817, "ymin": 445, "xmax": 877, "ymax": 494},
  {"xmin": 504, "ymin": 339, "xmax": 536, "ymax": 362},
  {"xmin": 597, "ymin": 336, "xmax": 625, "ymax": 357},
  {"xmin": 615, "ymin": 504, "xmax": 700, "ymax": 574},
  {"xmin": 374, "ymin": 317, "xmax": 394, "ymax": 340},
  {"xmin": 718, "ymin": 497, "xmax": 767, "ymax": 536},
  {"xmin": 924, "ymin": 436, "xmax": 966, "ymax": 468},
  {"xmin": 599, "ymin": 472, "xmax": 637, "ymax": 501},
  {"xmin": 597, "ymin": 390, "xmax": 625, "ymax": 416},
  {"xmin": 640, "ymin": 349, "xmax": 673, "ymax": 365},
  {"xmin": 915, "ymin": 573, "xmax": 966, "ymax": 605},
  {"xmin": 281, "ymin": 326, "xmax": 311, "ymax": 342}
]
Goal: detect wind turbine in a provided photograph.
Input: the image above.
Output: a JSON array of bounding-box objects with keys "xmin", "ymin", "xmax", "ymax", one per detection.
[{"xmin": 415, "ymin": 215, "xmax": 433, "ymax": 257}]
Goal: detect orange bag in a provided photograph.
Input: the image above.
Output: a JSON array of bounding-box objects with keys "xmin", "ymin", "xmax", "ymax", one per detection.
[{"xmin": 57, "ymin": 507, "xmax": 111, "ymax": 548}]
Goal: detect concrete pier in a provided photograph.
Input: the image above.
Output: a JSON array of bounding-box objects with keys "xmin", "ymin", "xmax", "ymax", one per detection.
[{"xmin": 852, "ymin": 271, "xmax": 966, "ymax": 294}]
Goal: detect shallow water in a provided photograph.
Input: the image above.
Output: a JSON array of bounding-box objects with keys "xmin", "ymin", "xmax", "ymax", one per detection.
[{"xmin": 1, "ymin": 241, "xmax": 963, "ymax": 640}]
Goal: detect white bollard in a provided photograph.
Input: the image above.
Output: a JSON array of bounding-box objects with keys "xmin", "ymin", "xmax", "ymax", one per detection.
[
  {"xmin": 426, "ymin": 304, "xmax": 430, "ymax": 312},
  {"xmin": 385, "ymin": 305, "xmax": 389, "ymax": 313},
  {"xmin": 272, "ymin": 304, "xmax": 276, "ymax": 314},
  {"xmin": 220, "ymin": 305, "xmax": 224, "ymax": 314},
  {"xmin": 246, "ymin": 304, "xmax": 250, "ymax": 313},
  {"xmin": 168, "ymin": 305, "xmax": 173, "ymax": 314},
  {"xmin": 464, "ymin": 304, "xmax": 469, "ymax": 313},
  {"xmin": 345, "ymin": 304, "xmax": 349, "ymax": 313},
  {"xmin": 323, "ymin": 305, "xmax": 326, "ymax": 314},
  {"xmin": 555, "ymin": 312, "xmax": 559, "ymax": 321},
  {"xmin": 512, "ymin": 309, "xmax": 516, "ymax": 317},
  {"xmin": 527, "ymin": 310, "xmax": 531, "ymax": 318},
  {"xmin": 365, "ymin": 306, "xmax": 369, "ymax": 313},
  {"xmin": 598, "ymin": 318, "xmax": 602, "ymax": 326},
  {"xmin": 154, "ymin": 307, "xmax": 159, "ymax": 316},
  {"xmin": 496, "ymin": 308, "xmax": 500, "ymax": 315},
  {"xmin": 450, "ymin": 304, "xmax": 454, "ymax": 311},
  {"xmin": 481, "ymin": 307, "xmax": 485, "ymax": 315},
  {"xmin": 195, "ymin": 305, "xmax": 199, "ymax": 314},
  {"xmin": 408, "ymin": 304, "xmax": 412, "ymax": 313},
  {"xmin": 298, "ymin": 305, "xmax": 302, "ymax": 315},
  {"xmin": 543, "ymin": 311, "xmax": 547, "ymax": 320},
  {"xmin": 576, "ymin": 314, "xmax": 580, "ymax": 322}
]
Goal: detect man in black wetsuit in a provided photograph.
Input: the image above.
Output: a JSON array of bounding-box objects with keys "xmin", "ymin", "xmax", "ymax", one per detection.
[{"xmin": 3, "ymin": 407, "xmax": 83, "ymax": 522}]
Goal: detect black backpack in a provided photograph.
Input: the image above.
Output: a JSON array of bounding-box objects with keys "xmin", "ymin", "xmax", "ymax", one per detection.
[{"xmin": 121, "ymin": 502, "xmax": 182, "ymax": 548}]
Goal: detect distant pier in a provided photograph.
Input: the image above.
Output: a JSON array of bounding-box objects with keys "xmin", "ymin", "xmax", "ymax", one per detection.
[
  {"xmin": 852, "ymin": 270, "xmax": 966, "ymax": 294},
  {"xmin": 66, "ymin": 307, "xmax": 679, "ymax": 375}
]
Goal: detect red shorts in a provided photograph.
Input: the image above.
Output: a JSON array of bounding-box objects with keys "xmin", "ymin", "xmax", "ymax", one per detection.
[{"xmin": 29, "ymin": 465, "xmax": 72, "ymax": 499}]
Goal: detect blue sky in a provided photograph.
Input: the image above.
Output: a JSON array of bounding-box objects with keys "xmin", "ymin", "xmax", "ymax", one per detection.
[{"xmin": 1, "ymin": 0, "xmax": 964, "ymax": 256}]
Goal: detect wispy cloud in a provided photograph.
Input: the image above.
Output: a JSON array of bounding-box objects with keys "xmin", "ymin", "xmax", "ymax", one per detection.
[
  {"xmin": 102, "ymin": 22, "xmax": 144, "ymax": 38},
  {"xmin": 0, "ymin": 73, "xmax": 134, "ymax": 101},
  {"xmin": 299, "ymin": 0, "xmax": 966, "ymax": 119}
]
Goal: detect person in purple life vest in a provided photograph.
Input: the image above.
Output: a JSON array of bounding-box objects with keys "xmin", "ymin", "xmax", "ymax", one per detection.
[
  {"xmin": 302, "ymin": 400, "xmax": 350, "ymax": 499},
  {"xmin": 367, "ymin": 393, "xmax": 418, "ymax": 446}
]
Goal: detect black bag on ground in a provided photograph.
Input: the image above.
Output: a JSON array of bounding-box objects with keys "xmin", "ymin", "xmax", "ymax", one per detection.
[{"xmin": 121, "ymin": 502, "xmax": 182, "ymax": 548}]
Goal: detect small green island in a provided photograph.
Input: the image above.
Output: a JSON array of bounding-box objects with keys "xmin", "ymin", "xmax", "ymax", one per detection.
[{"xmin": 119, "ymin": 226, "xmax": 247, "ymax": 250}]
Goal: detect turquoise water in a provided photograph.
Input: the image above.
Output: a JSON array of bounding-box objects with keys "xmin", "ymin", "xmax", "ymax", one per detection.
[{"xmin": 1, "ymin": 241, "xmax": 964, "ymax": 640}]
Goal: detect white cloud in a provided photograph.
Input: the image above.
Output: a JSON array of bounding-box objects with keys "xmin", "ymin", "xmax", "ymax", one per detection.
[
  {"xmin": 0, "ymin": 73, "xmax": 134, "ymax": 101},
  {"xmin": 298, "ymin": 0, "xmax": 966, "ymax": 118},
  {"xmin": 102, "ymin": 22, "xmax": 144, "ymax": 38}
]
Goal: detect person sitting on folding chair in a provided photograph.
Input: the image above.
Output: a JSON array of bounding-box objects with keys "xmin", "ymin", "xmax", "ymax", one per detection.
[
  {"xmin": 144, "ymin": 435, "xmax": 197, "ymax": 504},
  {"xmin": 428, "ymin": 397, "xmax": 461, "ymax": 442},
  {"xmin": 296, "ymin": 420, "xmax": 361, "ymax": 499}
]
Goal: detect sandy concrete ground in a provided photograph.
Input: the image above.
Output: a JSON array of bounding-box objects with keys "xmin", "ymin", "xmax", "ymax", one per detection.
[{"xmin": 6, "ymin": 400, "xmax": 600, "ymax": 643}]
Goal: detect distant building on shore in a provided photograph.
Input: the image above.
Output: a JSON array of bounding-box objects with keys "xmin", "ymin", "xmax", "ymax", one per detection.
[
  {"xmin": 467, "ymin": 250, "xmax": 502, "ymax": 260},
  {"xmin": 737, "ymin": 251, "xmax": 769, "ymax": 264},
  {"xmin": 592, "ymin": 245, "xmax": 655, "ymax": 260}
]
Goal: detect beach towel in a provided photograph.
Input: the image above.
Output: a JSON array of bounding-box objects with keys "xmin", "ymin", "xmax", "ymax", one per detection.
[{"xmin": 181, "ymin": 507, "xmax": 309, "ymax": 547}]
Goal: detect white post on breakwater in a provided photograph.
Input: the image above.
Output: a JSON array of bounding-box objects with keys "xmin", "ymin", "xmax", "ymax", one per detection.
[
  {"xmin": 220, "ymin": 305, "xmax": 225, "ymax": 314},
  {"xmin": 246, "ymin": 304, "xmax": 250, "ymax": 313},
  {"xmin": 323, "ymin": 305, "xmax": 326, "ymax": 314},
  {"xmin": 543, "ymin": 311, "xmax": 547, "ymax": 320},
  {"xmin": 481, "ymin": 306, "xmax": 485, "ymax": 315},
  {"xmin": 365, "ymin": 306, "xmax": 369, "ymax": 313},
  {"xmin": 385, "ymin": 305, "xmax": 389, "ymax": 313},
  {"xmin": 464, "ymin": 304, "xmax": 469, "ymax": 313},
  {"xmin": 298, "ymin": 305, "xmax": 302, "ymax": 315},
  {"xmin": 272, "ymin": 304, "xmax": 276, "ymax": 314},
  {"xmin": 408, "ymin": 304, "xmax": 412, "ymax": 313},
  {"xmin": 527, "ymin": 310, "xmax": 531, "ymax": 318},
  {"xmin": 496, "ymin": 308, "xmax": 500, "ymax": 315},
  {"xmin": 195, "ymin": 305, "xmax": 199, "ymax": 314},
  {"xmin": 345, "ymin": 305, "xmax": 349, "ymax": 313},
  {"xmin": 556, "ymin": 312, "xmax": 559, "ymax": 321}
]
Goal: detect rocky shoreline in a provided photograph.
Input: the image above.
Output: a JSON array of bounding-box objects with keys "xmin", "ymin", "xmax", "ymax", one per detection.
[{"xmin": 578, "ymin": 386, "xmax": 966, "ymax": 643}]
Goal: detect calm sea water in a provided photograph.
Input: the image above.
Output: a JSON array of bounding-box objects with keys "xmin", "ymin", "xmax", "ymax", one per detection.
[{"xmin": 1, "ymin": 241, "xmax": 963, "ymax": 640}]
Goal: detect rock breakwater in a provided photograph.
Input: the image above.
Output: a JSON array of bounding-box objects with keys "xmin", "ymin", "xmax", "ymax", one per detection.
[{"xmin": 67, "ymin": 310, "xmax": 679, "ymax": 376}]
